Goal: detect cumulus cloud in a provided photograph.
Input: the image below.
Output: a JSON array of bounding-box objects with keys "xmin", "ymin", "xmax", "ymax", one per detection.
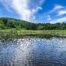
[
  {"xmin": 0, "ymin": 0, "xmax": 44, "ymax": 21},
  {"xmin": 50, "ymin": 17, "xmax": 66, "ymax": 23}
]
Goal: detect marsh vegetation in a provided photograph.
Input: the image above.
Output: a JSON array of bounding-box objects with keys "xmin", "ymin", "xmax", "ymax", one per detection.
[{"xmin": 0, "ymin": 17, "xmax": 66, "ymax": 39}]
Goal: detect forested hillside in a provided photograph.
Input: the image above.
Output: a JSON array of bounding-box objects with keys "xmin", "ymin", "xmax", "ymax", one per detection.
[
  {"xmin": 0, "ymin": 17, "xmax": 66, "ymax": 30},
  {"xmin": 0, "ymin": 17, "xmax": 36, "ymax": 30}
]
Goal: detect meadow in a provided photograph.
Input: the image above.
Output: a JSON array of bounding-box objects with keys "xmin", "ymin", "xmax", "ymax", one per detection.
[
  {"xmin": 0, "ymin": 29, "xmax": 66, "ymax": 39},
  {"xmin": 0, "ymin": 29, "xmax": 66, "ymax": 35}
]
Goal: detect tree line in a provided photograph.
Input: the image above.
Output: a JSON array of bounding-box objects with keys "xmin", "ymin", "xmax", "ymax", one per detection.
[{"xmin": 0, "ymin": 17, "xmax": 66, "ymax": 30}]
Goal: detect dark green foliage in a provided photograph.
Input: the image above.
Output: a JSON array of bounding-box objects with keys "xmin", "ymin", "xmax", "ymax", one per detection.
[
  {"xmin": 0, "ymin": 17, "xmax": 37, "ymax": 30},
  {"xmin": 0, "ymin": 17, "xmax": 66, "ymax": 30}
]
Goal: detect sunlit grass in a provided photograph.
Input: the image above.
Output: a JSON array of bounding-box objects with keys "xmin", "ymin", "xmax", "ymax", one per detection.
[
  {"xmin": 0, "ymin": 29, "xmax": 66, "ymax": 39},
  {"xmin": 0, "ymin": 29, "xmax": 66, "ymax": 35}
]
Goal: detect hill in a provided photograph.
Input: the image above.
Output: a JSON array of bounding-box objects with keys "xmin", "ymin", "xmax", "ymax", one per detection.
[{"xmin": 0, "ymin": 17, "xmax": 66, "ymax": 30}]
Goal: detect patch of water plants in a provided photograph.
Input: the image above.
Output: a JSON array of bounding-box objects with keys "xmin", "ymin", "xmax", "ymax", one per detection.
[{"xmin": 0, "ymin": 29, "xmax": 66, "ymax": 42}]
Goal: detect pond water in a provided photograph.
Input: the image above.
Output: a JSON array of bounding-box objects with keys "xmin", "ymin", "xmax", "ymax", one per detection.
[{"xmin": 0, "ymin": 37, "xmax": 66, "ymax": 66}]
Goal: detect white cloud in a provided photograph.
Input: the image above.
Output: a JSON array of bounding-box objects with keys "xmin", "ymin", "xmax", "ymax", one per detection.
[
  {"xmin": 0, "ymin": 0, "xmax": 44, "ymax": 21},
  {"xmin": 0, "ymin": 0, "xmax": 13, "ymax": 12},
  {"xmin": 50, "ymin": 17, "xmax": 66, "ymax": 23},
  {"xmin": 50, "ymin": 5, "xmax": 64, "ymax": 13},
  {"xmin": 48, "ymin": 5, "xmax": 66, "ymax": 23},
  {"xmin": 57, "ymin": 10, "xmax": 66, "ymax": 16},
  {"xmin": 12, "ymin": 0, "xmax": 32, "ymax": 21},
  {"xmin": 32, "ymin": 7, "xmax": 42, "ymax": 13}
]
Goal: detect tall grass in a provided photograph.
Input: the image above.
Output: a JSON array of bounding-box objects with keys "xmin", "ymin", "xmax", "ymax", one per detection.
[{"xmin": 0, "ymin": 29, "xmax": 66, "ymax": 39}]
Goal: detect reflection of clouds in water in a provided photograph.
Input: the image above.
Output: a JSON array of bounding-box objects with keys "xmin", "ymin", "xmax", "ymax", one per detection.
[
  {"xmin": 51, "ymin": 38, "xmax": 66, "ymax": 52},
  {"xmin": 13, "ymin": 38, "xmax": 37, "ymax": 66},
  {"xmin": 45, "ymin": 38, "xmax": 66, "ymax": 63},
  {"xmin": 0, "ymin": 37, "xmax": 66, "ymax": 66},
  {"xmin": 12, "ymin": 38, "xmax": 66, "ymax": 65}
]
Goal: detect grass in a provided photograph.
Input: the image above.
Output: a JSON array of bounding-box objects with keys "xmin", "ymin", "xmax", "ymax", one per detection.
[
  {"xmin": 0, "ymin": 29, "xmax": 66, "ymax": 39},
  {"xmin": 1, "ymin": 29, "xmax": 66, "ymax": 34},
  {"xmin": 18, "ymin": 30, "xmax": 66, "ymax": 35}
]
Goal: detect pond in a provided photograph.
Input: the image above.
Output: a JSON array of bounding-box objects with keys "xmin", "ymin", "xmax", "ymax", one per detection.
[{"xmin": 0, "ymin": 36, "xmax": 66, "ymax": 66}]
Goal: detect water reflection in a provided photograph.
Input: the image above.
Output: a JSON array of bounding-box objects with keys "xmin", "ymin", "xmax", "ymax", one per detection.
[{"xmin": 0, "ymin": 37, "xmax": 66, "ymax": 66}]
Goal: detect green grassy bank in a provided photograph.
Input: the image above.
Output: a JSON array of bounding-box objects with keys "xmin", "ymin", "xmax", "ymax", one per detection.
[
  {"xmin": 0, "ymin": 29, "xmax": 66, "ymax": 39},
  {"xmin": 0, "ymin": 29, "xmax": 66, "ymax": 34}
]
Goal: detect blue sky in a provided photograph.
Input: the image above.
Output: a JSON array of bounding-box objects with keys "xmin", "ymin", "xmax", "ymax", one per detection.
[{"xmin": 0, "ymin": 0, "xmax": 66, "ymax": 23}]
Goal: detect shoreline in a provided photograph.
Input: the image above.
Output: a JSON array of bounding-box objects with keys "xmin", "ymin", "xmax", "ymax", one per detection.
[{"xmin": 0, "ymin": 29, "xmax": 66, "ymax": 39}]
